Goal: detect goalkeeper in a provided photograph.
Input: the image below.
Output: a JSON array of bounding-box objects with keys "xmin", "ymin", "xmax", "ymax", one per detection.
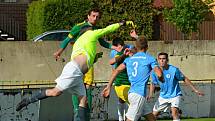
[{"xmin": 53, "ymin": 8, "xmax": 115, "ymax": 121}]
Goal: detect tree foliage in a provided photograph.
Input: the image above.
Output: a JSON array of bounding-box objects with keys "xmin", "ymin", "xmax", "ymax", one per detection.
[
  {"xmin": 27, "ymin": 0, "xmax": 45, "ymax": 40},
  {"xmin": 93, "ymin": 0, "xmax": 155, "ymax": 40},
  {"xmin": 27, "ymin": 0, "xmax": 93, "ymax": 40},
  {"xmin": 163, "ymin": 0, "xmax": 210, "ymax": 39},
  {"xmin": 27, "ymin": 0, "xmax": 210, "ymax": 41},
  {"xmin": 27, "ymin": 0, "xmax": 156, "ymax": 41}
]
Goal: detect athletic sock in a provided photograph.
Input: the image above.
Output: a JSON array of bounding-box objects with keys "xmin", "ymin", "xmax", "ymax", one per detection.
[
  {"xmin": 86, "ymin": 106, "xmax": 90, "ymax": 121},
  {"xmin": 86, "ymin": 88, "xmax": 92, "ymax": 112},
  {"xmin": 16, "ymin": 89, "xmax": 47, "ymax": 111},
  {"xmin": 29, "ymin": 89, "xmax": 48, "ymax": 103},
  {"xmin": 73, "ymin": 111, "xmax": 80, "ymax": 121},
  {"xmin": 72, "ymin": 95, "xmax": 80, "ymax": 121},
  {"xmin": 78, "ymin": 106, "xmax": 90, "ymax": 121},
  {"xmin": 117, "ymin": 102, "xmax": 126, "ymax": 121}
]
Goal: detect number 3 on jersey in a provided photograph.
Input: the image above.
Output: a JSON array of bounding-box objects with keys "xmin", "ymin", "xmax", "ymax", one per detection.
[{"xmin": 132, "ymin": 62, "xmax": 138, "ymax": 77}]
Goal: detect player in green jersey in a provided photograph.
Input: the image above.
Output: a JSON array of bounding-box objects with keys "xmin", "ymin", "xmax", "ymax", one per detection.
[
  {"xmin": 109, "ymin": 37, "xmax": 134, "ymax": 121},
  {"xmin": 53, "ymin": 8, "xmax": 117, "ymax": 121}
]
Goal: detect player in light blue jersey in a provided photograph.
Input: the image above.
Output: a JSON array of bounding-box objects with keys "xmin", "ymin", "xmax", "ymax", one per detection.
[
  {"xmin": 102, "ymin": 30, "xmax": 163, "ymax": 121},
  {"xmin": 149, "ymin": 52, "xmax": 204, "ymax": 121}
]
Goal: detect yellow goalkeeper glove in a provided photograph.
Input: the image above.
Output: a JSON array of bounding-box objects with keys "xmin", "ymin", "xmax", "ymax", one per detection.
[{"xmin": 126, "ymin": 21, "xmax": 136, "ymax": 28}]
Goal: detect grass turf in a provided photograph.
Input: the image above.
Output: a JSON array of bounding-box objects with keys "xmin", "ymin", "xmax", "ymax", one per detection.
[
  {"xmin": 157, "ymin": 118, "xmax": 215, "ymax": 121},
  {"xmin": 108, "ymin": 118, "xmax": 215, "ymax": 121}
]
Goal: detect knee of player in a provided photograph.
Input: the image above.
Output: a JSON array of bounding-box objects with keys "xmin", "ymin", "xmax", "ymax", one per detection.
[
  {"xmin": 152, "ymin": 111, "xmax": 159, "ymax": 117},
  {"xmin": 46, "ymin": 89, "xmax": 62, "ymax": 97},
  {"xmin": 171, "ymin": 110, "xmax": 179, "ymax": 117},
  {"xmin": 78, "ymin": 96, "xmax": 88, "ymax": 107}
]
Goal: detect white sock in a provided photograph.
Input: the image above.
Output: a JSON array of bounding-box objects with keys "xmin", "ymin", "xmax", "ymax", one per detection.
[
  {"xmin": 118, "ymin": 102, "xmax": 126, "ymax": 121},
  {"xmin": 173, "ymin": 119, "xmax": 180, "ymax": 121}
]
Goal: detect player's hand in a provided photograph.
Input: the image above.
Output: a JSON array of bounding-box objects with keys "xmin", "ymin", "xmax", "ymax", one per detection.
[
  {"xmin": 53, "ymin": 52, "xmax": 61, "ymax": 61},
  {"xmin": 124, "ymin": 48, "xmax": 131, "ymax": 56},
  {"xmin": 101, "ymin": 86, "xmax": 111, "ymax": 98},
  {"xmin": 194, "ymin": 90, "xmax": 204, "ymax": 96},
  {"xmin": 53, "ymin": 49, "xmax": 64, "ymax": 61},
  {"xmin": 119, "ymin": 20, "xmax": 136, "ymax": 28},
  {"xmin": 130, "ymin": 29, "xmax": 138, "ymax": 39}
]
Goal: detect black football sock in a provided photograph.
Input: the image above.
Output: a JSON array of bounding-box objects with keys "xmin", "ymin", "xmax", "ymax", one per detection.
[
  {"xmin": 78, "ymin": 106, "xmax": 90, "ymax": 121},
  {"xmin": 16, "ymin": 89, "xmax": 48, "ymax": 111},
  {"xmin": 29, "ymin": 89, "xmax": 48, "ymax": 103}
]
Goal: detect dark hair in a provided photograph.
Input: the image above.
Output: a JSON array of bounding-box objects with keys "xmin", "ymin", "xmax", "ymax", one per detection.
[
  {"xmin": 112, "ymin": 37, "xmax": 124, "ymax": 46},
  {"xmin": 135, "ymin": 36, "xmax": 148, "ymax": 50},
  {"xmin": 88, "ymin": 8, "xmax": 102, "ymax": 17},
  {"xmin": 158, "ymin": 52, "xmax": 169, "ymax": 61}
]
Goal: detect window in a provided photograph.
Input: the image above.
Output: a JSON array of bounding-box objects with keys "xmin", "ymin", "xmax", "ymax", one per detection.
[{"xmin": 40, "ymin": 33, "xmax": 60, "ymax": 41}]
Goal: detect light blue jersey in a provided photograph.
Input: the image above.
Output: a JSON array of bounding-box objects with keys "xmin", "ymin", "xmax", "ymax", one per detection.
[
  {"xmin": 110, "ymin": 44, "xmax": 134, "ymax": 68},
  {"xmin": 123, "ymin": 52, "xmax": 158, "ymax": 97},
  {"xmin": 110, "ymin": 49, "xmax": 118, "ymax": 68},
  {"xmin": 151, "ymin": 64, "xmax": 185, "ymax": 99}
]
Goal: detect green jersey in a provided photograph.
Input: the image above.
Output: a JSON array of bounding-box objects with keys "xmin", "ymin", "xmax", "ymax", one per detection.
[
  {"xmin": 115, "ymin": 52, "xmax": 130, "ymax": 86},
  {"xmin": 60, "ymin": 21, "xmax": 112, "ymax": 49},
  {"xmin": 68, "ymin": 21, "xmax": 90, "ymax": 40},
  {"xmin": 110, "ymin": 45, "xmax": 132, "ymax": 86},
  {"xmin": 71, "ymin": 23, "xmax": 121, "ymax": 68}
]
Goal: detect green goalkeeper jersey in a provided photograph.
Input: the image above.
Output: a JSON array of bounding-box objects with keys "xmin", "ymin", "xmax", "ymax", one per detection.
[
  {"xmin": 60, "ymin": 21, "xmax": 112, "ymax": 49},
  {"xmin": 71, "ymin": 23, "xmax": 121, "ymax": 68}
]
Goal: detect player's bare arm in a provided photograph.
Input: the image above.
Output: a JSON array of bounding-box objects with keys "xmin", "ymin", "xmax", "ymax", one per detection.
[
  {"xmin": 147, "ymin": 82, "xmax": 156, "ymax": 101},
  {"xmin": 53, "ymin": 48, "xmax": 65, "ymax": 60},
  {"xmin": 109, "ymin": 54, "xmax": 127, "ymax": 65},
  {"xmin": 153, "ymin": 66, "xmax": 164, "ymax": 83},
  {"xmin": 53, "ymin": 36, "xmax": 74, "ymax": 60},
  {"xmin": 102, "ymin": 63, "xmax": 126, "ymax": 98},
  {"xmin": 109, "ymin": 57, "xmax": 116, "ymax": 65},
  {"xmin": 184, "ymin": 77, "xmax": 204, "ymax": 96}
]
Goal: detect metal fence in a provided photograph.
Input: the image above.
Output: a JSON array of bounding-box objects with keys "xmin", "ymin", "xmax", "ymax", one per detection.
[
  {"xmin": 0, "ymin": 3, "xmax": 28, "ymax": 40},
  {"xmin": 160, "ymin": 21, "xmax": 215, "ymax": 42}
]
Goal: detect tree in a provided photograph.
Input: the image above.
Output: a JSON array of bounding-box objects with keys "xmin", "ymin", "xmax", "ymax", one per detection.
[
  {"xmin": 93, "ymin": 0, "xmax": 155, "ymax": 40},
  {"xmin": 163, "ymin": 0, "xmax": 210, "ymax": 39}
]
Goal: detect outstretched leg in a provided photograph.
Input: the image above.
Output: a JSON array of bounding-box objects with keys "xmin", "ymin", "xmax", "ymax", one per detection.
[{"xmin": 16, "ymin": 87, "xmax": 62, "ymax": 111}]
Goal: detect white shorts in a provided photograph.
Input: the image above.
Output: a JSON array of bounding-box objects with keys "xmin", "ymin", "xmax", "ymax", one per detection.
[
  {"xmin": 126, "ymin": 93, "xmax": 152, "ymax": 121},
  {"xmin": 55, "ymin": 61, "xmax": 86, "ymax": 96},
  {"xmin": 153, "ymin": 96, "xmax": 181, "ymax": 112}
]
